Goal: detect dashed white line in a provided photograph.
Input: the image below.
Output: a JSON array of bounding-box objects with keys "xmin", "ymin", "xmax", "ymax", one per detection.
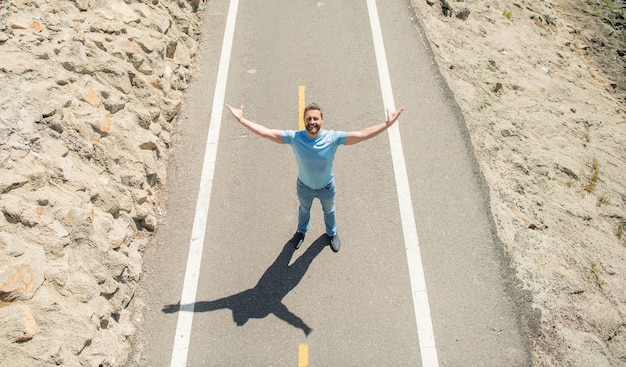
[{"xmin": 366, "ymin": 0, "xmax": 440, "ymax": 365}]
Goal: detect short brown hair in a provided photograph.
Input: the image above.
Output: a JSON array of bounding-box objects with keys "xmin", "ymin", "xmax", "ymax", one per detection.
[{"xmin": 303, "ymin": 103, "xmax": 323, "ymax": 119}]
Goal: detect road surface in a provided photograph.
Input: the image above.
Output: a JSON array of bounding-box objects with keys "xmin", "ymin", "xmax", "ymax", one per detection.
[{"xmin": 133, "ymin": 0, "xmax": 531, "ymax": 366}]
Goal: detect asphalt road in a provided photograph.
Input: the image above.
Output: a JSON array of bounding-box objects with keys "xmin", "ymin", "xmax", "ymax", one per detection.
[{"xmin": 133, "ymin": 0, "xmax": 531, "ymax": 366}]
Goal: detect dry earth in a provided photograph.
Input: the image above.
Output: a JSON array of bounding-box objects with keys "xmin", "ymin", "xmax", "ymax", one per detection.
[
  {"xmin": 412, "ymin": 0, "xmax": 626, "ymax": 365},
  {"xmin": 0, "ymin": 0, "xmax": 624, "ymax": 366}
]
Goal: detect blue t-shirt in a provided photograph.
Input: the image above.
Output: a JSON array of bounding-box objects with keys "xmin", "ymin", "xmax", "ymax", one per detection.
[{"xmin": 282, "ymin": 129, "xmax": 347, "ymax": 189}]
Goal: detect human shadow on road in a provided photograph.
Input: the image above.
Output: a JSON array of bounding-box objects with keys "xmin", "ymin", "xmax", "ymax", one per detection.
[{"xmin": 162, "ymin": 234, "xmax": 329, "ymax": 336}]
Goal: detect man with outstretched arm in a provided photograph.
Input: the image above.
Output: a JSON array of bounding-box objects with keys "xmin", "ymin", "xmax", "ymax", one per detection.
[{"xmin": 225, "ymin": 102, "xmax": 405, "ymax": 252}]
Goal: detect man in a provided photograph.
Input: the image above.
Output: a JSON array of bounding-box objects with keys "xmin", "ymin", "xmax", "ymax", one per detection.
[{"xmin": 225, "ymin": 102, "xmax": 405, "ymax": 252}]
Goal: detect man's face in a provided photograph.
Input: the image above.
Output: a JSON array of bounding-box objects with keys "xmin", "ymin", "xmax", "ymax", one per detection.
[{"xmin": 304, "ymin": 109, "xmax": 323, "ymax": 137}]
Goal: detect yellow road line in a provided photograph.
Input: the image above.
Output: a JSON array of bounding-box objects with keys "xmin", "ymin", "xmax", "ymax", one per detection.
[
  {"xmin": 298, "ymin": 343, "xmax": 309, "ymax": 367},
  {"xmin": 298, "ymin": 85, "xmax": 306, "ymax": 130}
]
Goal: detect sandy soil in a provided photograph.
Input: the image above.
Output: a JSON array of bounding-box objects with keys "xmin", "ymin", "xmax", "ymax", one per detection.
[{"xmin": 409, "ymin": 0, "xmax": 626, "ymax": 365}]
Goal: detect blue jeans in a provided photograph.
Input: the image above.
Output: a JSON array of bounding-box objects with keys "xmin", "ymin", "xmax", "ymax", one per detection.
[{"xmin": 296, "ymin": 178, "xmax": 337, "ymax": 237}]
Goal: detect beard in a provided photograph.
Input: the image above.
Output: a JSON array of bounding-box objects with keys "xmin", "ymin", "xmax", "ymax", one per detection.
[{"xmin": 306, "ymin": 124, "xmax": 319, "ymax": 135}]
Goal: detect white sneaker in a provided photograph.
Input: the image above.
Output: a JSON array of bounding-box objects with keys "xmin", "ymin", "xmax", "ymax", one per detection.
[{"xmin": 292, "ymin": 232, "xmax": 305, "ymax": 249}]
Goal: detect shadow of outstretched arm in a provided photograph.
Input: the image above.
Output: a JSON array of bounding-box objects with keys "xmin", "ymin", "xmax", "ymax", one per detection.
[
  {"xmin": 162, "ymin": 302, "xmax": 180, "ymax": 313},
  {"xmin": 162, "ymin": 293, "xmax": 239, "ymax": 314},
  {"xmin": 273, "ymin": 302, "xmax": 313, "ymax": 336},
  {"xmin": 161, "ymin": 234, "xmax": 327, "ymax": 335}
]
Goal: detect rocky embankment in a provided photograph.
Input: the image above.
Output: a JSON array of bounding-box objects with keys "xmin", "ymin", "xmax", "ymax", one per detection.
[{"xmin": 0, "ymin": 0, "xmax": 201, "ymax": 365}]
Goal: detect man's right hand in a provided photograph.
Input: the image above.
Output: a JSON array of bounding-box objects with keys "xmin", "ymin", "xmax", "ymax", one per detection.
[{"xmin": 225, "ymin": 103, "xmax": 244, "ymax": 122}]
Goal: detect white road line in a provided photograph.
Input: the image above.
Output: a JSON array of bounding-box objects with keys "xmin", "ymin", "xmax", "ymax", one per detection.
[
  {"xmin": 169, "ymin": 0, "xmax": 239, "ymax": 366},
  {"xmin": 366, "ymin": 1, "xmax": 440, "ymax": 366}
]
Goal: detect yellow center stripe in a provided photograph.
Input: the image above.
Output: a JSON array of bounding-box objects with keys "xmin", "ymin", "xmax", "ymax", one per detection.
[
  {"xmin": 297, "ymin": 89, "xmax": 308, "ymax": 365},
  {"xmin": 298, "ymin": 85, "xmax": 306, "ymax": 130},
  {"xmin": 298, "ymin": 344, "xmax": 309, "ymax": 367}
]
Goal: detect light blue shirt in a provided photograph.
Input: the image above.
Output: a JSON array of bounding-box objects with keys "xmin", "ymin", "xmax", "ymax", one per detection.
[{"xmin": 282, "ymin": 129, "xmax": 347, "ymax": 189}]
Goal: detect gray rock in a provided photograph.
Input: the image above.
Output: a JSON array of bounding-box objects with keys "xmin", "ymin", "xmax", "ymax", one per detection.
[
  {"xmin": 66, "ymin": 270, "xmax": 100, "ymax": 303},
  {"xmin": 0, "ymin": 172, "xmax": 28, "ymax": 194},
  {"xmin": 0, "ymin": 233, "xmax": 25, "ymax": 257},
  {"xmin": 0, "ymin": 303, "xmax": 37, "ymax": 342},
  {"xmin": 456, "ymin": 7, "xmax": 471, "ymax": 20}
]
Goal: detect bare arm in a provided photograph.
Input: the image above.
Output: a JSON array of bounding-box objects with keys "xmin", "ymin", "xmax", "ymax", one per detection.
[
  {"xmin": 344, "ymin": 107, "xmax": 405, "ymax": 145},
  {"xmin": 225, "ymin": 104, "xmax": 284, "ymax": 144}
]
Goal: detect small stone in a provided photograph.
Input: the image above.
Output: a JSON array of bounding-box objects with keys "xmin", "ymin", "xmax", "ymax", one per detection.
[
  {"xmin": 174, "ymin": 42, "xmax": 191, "ymax": 67},
  {"xmin": 0, "ymin": 233, "xmax": 25, "ymax": 257},
  {"xmin": 441, "ymin": 0, "xmax": 453, "ymax": 17},
  {"xmin": 157, "ymin": 17, "xmax": 171, "ymax": 34},
  {"xmin": 46, "ymin": 219, "xmax": 70, "ymax": 238},
  {"xmin": 0, "ymin": 304, "xmax": 37, "ymax": 342},
  {"xmin": 149, "ymin": 122, "xmax": 162, "ymax": 136},
  {"xmin": 133, "ymin": 202, "xmax": 150, "ymax": 220},
  {"xmin": 11, "ymin": 21, "xmax": 28, "ymax": 30},
  {"xmin": 89, "ymin": 113, "xmax": 112, "ymax": 135},
  {"xmin": 0, "ymin": 172, "xmax": 28, "ymax": 194},
  {"xmin": 139, "ymin": 137, "xmax": 157, "ymax": 150},
  {"xmin": 66, "ymin": 271, "xmax": 99, "ymax": 303},
  {"xmin": 0, "ymin": 245, "xmax": 46, "ymax": 301},
  {"xmin": 456, "ymin": 8, "xmax": 470, "ymax": 20},
  {"xmin": 103, "ymin": 96, "xmax": 126, "ymax": 114},
  {"xmin": 165, "ymin": 40, "xmax": 177, "ymax": 59},
  {"xmin": 111, "ymin": 1, "xmax": 140, "ymax": 24},
  {"xmin": 559, "ymin": 166, "xmax": 579, "ymax": 181},
  {"xmin": 142, "ymin": 214, "xmax": 157, "ymax": 231},
  {"xmin": 75, "ymin": 0, "xmax": 89, "ymax": 11},
  {"xmin": 83, "ymin": 89, "xmax": 101, "ymax": 107},
  {"xmin": 42, "ymin": 105, "xmax": 56, "ymax": 118},
  {"xmin": 165, "ymin": 101, "xmax": 182, "ymax": 122},
  {"xmin": 131, "ymin": 189, "xmax": 148, "ymax": 205},
  {"xmin": 29, "ymin": 21, "xmax": 43, "ymax": 33},
  {"xmin": 120, "ymin": 169, "xmax": 145, "ymax": 188}
]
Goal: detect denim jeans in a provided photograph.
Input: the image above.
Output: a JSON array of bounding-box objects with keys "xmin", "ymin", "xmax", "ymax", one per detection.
[{"xmin": 296, "ymin": 178, "xmax": 337, "ymax": 236}]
